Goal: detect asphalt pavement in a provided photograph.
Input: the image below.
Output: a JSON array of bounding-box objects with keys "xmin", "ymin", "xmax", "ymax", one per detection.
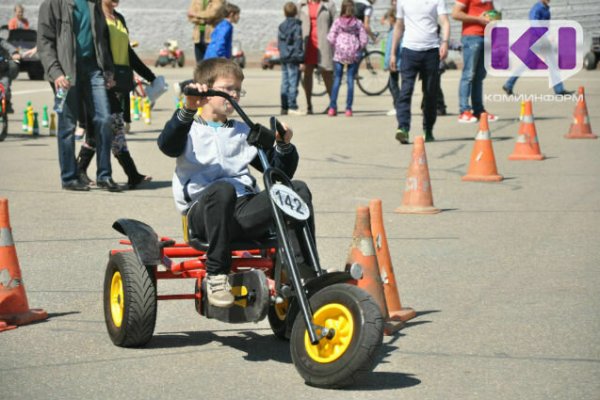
[{"xmin": 1, "ymin": 66, "xmax": 599, "ymax": 399}]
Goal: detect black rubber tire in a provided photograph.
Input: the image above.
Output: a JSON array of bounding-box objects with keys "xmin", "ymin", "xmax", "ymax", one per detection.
[
  {"xmin": 583, "ymin": 52, "xmax": 597, "ymax": 70},
  {"xmin": 290, "ymin": 283, "xmax": 383, "ymax": 388},
  {"xmin": 356, "ymin": 50, "xmax": 389, "ymax": 96},
  {"xmin": 178, "ymin": 53, "xmax": 185, "ymax": 68},
  {"xmin": 103, "ymin": 252, "xmax": 157, "ymax": 347}
]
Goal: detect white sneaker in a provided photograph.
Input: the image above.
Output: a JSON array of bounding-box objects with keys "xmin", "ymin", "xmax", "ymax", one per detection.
[
  {"xmin": 288, "ymin": 109, "xmax": 306, "ymax": 116},
  {"xmin": 206, "ymin": 274, "xmax": 234, "ymax": 308},
  {"xmin": 386, "ymin": 109, "xmax": 396, "ymax": 116}
]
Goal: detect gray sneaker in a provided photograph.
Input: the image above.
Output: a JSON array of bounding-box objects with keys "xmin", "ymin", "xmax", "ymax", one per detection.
[{"xmin": 206, "ymin": 274, "xmax": 234, "ymax": 308}]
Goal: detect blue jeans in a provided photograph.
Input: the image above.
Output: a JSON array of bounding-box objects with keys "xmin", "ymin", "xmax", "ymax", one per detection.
[
  {"xmin": 397, "ymin": 48, "xmax": 440, "ymax": 132},
  {"xmin": 280, "ymin": 63, "xmax": 301, "ymax": 110},
  {"xmin": 459, "ymin": 35, "xmax": 487, "ymax": 114},
  {"xmin": 329, "ymin": 62, "xmax": 358, "ymax": 111},
  {"xmin": 56, "ymin": 58, "xmax": 112, "ymax": 184}
]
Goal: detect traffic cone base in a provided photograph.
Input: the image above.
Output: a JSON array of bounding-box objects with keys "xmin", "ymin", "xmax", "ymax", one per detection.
[
  {"xmin": 390, "ymin": 308, "xmax": 417, "ymax": 321},
  {"xmin": 462, "ymin": 174, "xmax": 503, "ymax": 182},
  {"xmin": 395, "ymin": 136, "xmax": 440, "ymax": 214},
  {"xmin": 384, "ymin": 319, "xmax": 404, "ymax": 335},
  {"xmin": 395, "ymin": 204, "xmax": 440, "ymax": 214},
  {"xmin": 0, "ymin": 309, "xmax": 48, "ymax": 327},
  {"xmin": 0, "ymin": 320, "xmax": 17, "ymax": 332},
  {"xmin": 564, "ymin": 131, "xmax": 597, "ymax": 139}
]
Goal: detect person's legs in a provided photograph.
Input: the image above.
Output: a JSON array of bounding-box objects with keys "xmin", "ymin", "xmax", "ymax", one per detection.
[
  {"xmin": 302, "ymin": 64, "xmax": 315, "ymax": 113},
  {"xmin": 504, "ymin": 76, "xmax": 519, "ymax": 92},
  {"xmin": 389, "ymin": 71, "xmax": 401, "ymax": 121},
  {"xmin": 188, "ymin": 182, "xmax": 240, "ymax": 276},
  {"xmin": 421, "ymin": 49, "xmax": 440, "ymax": 135},
  {"xmin": 329, "ymin": 62, "xmax": 343, "ymax": 112},
  {"xmin": 321, "ymin": 68, "xmax": 334, "ymax": 99},
  {"xmin": 280, "ymin": 63, "xmax": 290, "ymax": 112},
  {"xmin": 459, "ymin": 36, "xmax": 478, "ymax": 114},
  {"xmin": 288, "ymin": 63, "xmax": 300, "ymax": 110},
  {"xmin": 398, "ymin": 48, "xmax": 420, "ymax": 133},
  {"xmin": 471, "ymin": 36, "xmax": 486, "ymax": 116},
  {"xmin": 56, "ymin": 76, "xmax": 81, "ymax": 186},
  {"xmin": 81, "ymin": 61, "xmax": 114, "ymax": 183},
  {"xmin": 345, "ymin": 62, "xmax": 358, "ymax": 112}
]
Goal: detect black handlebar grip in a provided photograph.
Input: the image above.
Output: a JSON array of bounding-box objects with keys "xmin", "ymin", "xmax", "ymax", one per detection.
[{"xmin": 182, "ymin": 87, "xmax": 221, "ymax": 97}]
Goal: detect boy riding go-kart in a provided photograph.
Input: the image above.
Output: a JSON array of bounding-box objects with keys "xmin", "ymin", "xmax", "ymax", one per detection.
[{"xmin": 103, "ymin": 59, "xmax": 383, "ymax": 388}]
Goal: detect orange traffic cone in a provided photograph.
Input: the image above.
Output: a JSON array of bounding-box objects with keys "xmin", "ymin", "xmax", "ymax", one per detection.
[
  {"xmin": 369, "ymin": 199, "xmax": 416, "ymax": 333},
  {"xmin": 509, "ymin": 100, "xmax": 545, "ymax": 160},
  {"xmin": 345, "ymin": 207, "xmax": 388, "ymax": 320},
  {"xmin": 0, "ymin": 198, "xmax": 48, "ymax": 332},
  {"xmin": 395, "ymin": 136, "xmax": 440, "ymax": 214},
  {"xmin": 462, "ymin": 113, "xmax": 504, "ymax": 182},
  {"xmin": 565, "ymin": 86, "xmax": 597, "ymax": 139}
]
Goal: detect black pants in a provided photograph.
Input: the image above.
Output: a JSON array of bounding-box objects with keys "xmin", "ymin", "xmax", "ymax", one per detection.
[
  {"xmin": 187, "ymin": 180, "xmax": 314, "ymax": 275},
  {"xmin": 397, "ymin": 48, "xmax": 440, "ymax": 132}
]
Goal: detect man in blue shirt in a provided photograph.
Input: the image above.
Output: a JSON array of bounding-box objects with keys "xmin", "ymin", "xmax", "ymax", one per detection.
[
  {"xmin": 502, "ymin": 0, "xmax": 574, "ymax": 96},
  {"xmin": 38, "ymin": 0, "xmax": 121, "ymax": 191}
]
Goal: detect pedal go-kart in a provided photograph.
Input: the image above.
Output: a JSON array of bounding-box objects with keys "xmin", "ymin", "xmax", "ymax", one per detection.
[
  {"xmin": 103, "ymin": 89, "xmax": 384, "ymax": 388},
  {"xmin": 0, "ymin": 57, "xmax": 9, "ymax": 142}
]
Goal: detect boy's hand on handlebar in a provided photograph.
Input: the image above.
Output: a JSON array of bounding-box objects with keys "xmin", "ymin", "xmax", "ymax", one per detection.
[
  {"xmin": 184, "ymin": 83, "xmax": 210, "ymax": 110},
  {"xmin": 276, "ymin": 122, "xmax": 293, "ymax": 144}
]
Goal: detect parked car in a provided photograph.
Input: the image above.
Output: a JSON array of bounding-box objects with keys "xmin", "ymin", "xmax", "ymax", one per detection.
[
  {"xmin": 261, "ymin": 39, "xmax": 280, "ymax": 70},
  {"xmin": 232, "ymin": 40, "xmax": 245, "ymax": 69},
  {"xmin": 0, "ymin": 25, "xmax": 44, "ymax": 80}
]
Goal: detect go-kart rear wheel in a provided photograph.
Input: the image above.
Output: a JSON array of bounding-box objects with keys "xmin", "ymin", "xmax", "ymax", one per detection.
[
  {"xmin": 0, "ymin": 111, "xmax": 7, "ymax": 142},
  {"xmin": 290, "ymin": 283, "xmax": 383, "ymax": 388},
  {"xmin": 103, "ymin": 252, "xmax": 157, "ymax": 347}
]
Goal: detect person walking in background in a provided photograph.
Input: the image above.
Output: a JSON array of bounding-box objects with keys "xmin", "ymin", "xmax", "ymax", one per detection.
[
  {"xmin": 326, "ymin": 0, "xmax": 368, "ymax": 117},
  {"xmin": 353, "ymin": 0, "xmax": 378, "ymax": 42},
  {"xmin": 278, "ymin": 2, "xmax": 305, "ymax": 116},
  {"xmin": 8, "ymin": 4, "xmax": 30, "ymax": 30},
  {"xmin": 390, "ymin": 0, "xmax": 450, "ymax": 144},
  {"xmin": 76, "ymin": 0, "xmax": 155, "ymax": 191},
  {"xmin": 187, "ymin": 0, "xmax": 226, "ymax": 64},
  {"xmin": 299, "ymin": 0, "xmax": 336, "ymax": 115},
  {"xmin": 452, "ymin": 0, "xmax": 498, "ymax": 123},
  {"xmin": 501, "ymin": 0, "xmax": 574, "ymax": 96},
  {"xmin": 37, "ymin": 0, "xmax": 118, "ymax": 191},
  {"xmin": 203, "ymin": 3, "xmax": 240, "ymax": 60}
]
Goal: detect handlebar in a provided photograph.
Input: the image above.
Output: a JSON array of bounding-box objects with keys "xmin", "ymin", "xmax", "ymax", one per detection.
[{"xmin": 182, "ymin": 86, "xmax": 286, "ymax": 152}]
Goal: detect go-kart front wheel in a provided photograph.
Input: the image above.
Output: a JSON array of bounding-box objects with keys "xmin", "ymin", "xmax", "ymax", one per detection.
[
  {"xmin": 290, "ymin": 283, "xmax": 383, "ymax": 388},
  {"xmin": 103, "ymin": 252, "xmax": 157, "ymax": 347}
]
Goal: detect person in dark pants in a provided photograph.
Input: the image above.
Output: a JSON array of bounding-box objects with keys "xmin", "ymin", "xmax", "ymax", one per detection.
[{"xmin": 390, "ymin": 0, "xmax": 450, "ymax": 144}]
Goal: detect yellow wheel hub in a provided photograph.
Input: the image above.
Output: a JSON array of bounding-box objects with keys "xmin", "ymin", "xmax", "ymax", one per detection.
[
  {"xmin": 304, "ymin": 303, "xmax": 354, "ymax": 363},
  {"xmin": 110, "ymin": 271, "xmax": 124, "ymax": 327}
]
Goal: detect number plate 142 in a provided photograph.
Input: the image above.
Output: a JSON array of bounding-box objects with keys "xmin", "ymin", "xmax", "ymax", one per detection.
[{"xmin": 269, "ymin": 184, "xmax": 310, "ymax": 221}]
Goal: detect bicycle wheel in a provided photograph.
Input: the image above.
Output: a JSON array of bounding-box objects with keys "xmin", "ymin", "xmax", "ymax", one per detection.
[
  {"xmin": 312, "ymin": 69, "xmax": 327, "ymax": 97},
  {"xmin": 356, "ymin": 50, "xmax": 389, "ymax": 96}
]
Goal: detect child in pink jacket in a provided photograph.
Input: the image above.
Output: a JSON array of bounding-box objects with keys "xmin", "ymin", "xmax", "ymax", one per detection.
[{"xmin": 326, "ymin": 0, "xmax": 368, "ymax": 116}]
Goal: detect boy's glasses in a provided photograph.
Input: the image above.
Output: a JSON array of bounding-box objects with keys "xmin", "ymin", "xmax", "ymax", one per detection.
[{"xmin": 211, "ymin": 86, "xmax": 246, "ymax": 98}]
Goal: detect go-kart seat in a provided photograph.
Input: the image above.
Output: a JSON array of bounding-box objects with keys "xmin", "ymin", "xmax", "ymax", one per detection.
[{"xmin": 182, "ymin": 216, "xmax": 278, "ymax": 252}]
